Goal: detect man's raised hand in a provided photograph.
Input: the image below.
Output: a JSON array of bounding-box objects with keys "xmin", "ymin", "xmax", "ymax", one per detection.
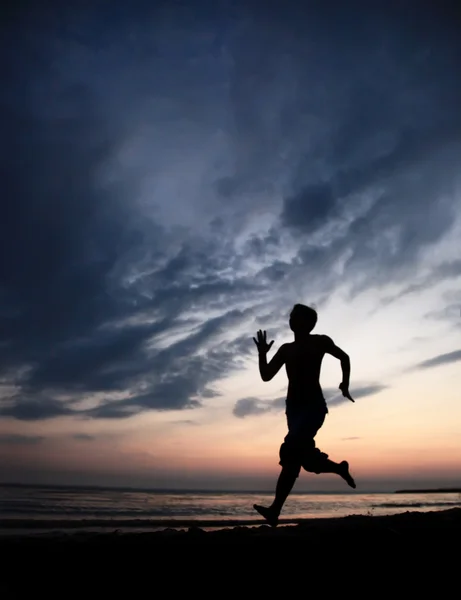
[{"xmin": 253, "ymin": 330, "xmax": 274, "ymax": 354}]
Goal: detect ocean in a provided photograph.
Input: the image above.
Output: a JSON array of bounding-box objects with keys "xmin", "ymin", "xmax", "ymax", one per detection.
[{"xmin": 1, "ymin": 484, "xmax": 460, "ymax": 535}]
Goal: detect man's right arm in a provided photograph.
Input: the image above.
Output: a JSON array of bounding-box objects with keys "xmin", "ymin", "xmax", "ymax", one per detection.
[
  {"xmin": 258, "ymin": 343, "xmax": 287, "ymax": 382},
  {"xmin": 323, "ymin": 336, "xmax": 354, "ymax": 401}
]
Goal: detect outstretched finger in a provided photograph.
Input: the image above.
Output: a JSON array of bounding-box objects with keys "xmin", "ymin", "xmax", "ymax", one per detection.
[{"xmin": 268, "ymin": 340, "xmax": 274, "ymax": 349}]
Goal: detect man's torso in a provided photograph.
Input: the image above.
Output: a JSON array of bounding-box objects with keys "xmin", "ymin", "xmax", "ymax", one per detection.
[{"xmin": 284, "ymin": 335, "xmax": 328, "ymax": 413}]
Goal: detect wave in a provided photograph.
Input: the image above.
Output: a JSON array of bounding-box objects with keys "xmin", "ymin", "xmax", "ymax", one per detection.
[
  {"xmin": 0, "ymin": 517, "xmax": 276, "ymax": 529},
  {"xmin": 371, "ymin": 501, "xmax": 461, "ymax": 509},
  {"xmin": 0, "ymin": 505, "xmax": 229, "ymax": 518}
]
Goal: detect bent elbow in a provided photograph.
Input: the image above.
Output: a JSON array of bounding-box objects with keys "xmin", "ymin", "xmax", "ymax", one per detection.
[{"xmin": 261, "ymin": 370, "xmax": 273, "ymax": 382}]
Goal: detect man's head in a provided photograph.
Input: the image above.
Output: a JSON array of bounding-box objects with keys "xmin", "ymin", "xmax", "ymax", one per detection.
[{"xmin": 289, "ymin": 304, "xmax": 318, "ymax": 334}]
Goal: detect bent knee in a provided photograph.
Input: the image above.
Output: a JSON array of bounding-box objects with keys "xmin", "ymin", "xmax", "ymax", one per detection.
[
  {"xmin": 279, "ymin": 442, "xmax": 301, "ymax": 477},
  {"xmin": 302, "ymin": 448, "xmax": 329, "ymax": 473}
]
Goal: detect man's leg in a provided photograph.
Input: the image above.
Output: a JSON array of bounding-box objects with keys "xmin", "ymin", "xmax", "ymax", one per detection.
[
  {"xmin": 302, "ymin": 448, "xmax": 356, "ymax": 488},
  {"xmin": 313, "ymin": 458, "xmax": 356, "ymax": 488},
  {"xmin": 253, "ymin": 439, "xmax": 301, "ymax": 527},
  {"xmin": 299, "ymin": 408, "xmax": 357, "ymax": 489},
  {"xmin": 254, "ymin": 465, "xmax": 299, "ymax": 527}
]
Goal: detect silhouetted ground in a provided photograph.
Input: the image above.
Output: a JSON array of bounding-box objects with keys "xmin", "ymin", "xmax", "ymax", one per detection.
[
  {"xmin": 2, "ymin": 509, "xmax": 459, "ymax": 592},
  {"xmin": 1, "ymin": 507, "xmax": 460, "ymax": 548}
]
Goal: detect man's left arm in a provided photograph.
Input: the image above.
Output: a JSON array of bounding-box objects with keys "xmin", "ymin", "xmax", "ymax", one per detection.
[{"xmin": 323, "ymin": 336, "xmax": 354, "ymax": 402}]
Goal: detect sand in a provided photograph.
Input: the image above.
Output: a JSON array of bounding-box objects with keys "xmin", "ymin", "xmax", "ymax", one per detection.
[
  {"xmin": 1, "ymin": 507, "xmax": 460, "ymax": 547},
  {"xmin": 2, "ymin": 509, "xmax": 459, "ymax": 592}
]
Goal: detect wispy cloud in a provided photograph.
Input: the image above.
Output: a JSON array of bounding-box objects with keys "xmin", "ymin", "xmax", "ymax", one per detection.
[
  {"xmin": 233, "ymin": 397, "xmax": 285, "ymax": 418},
  {"xmin": 324, "ymin": 384, "xmax": 388, "ymax": 407},
  {"xmin": 380, "ymin": 260, "xmax": 461, "ymax": 308},
  {"xmin": 233, "ymin": 383, "xmax": 386, "ymax": 417},
  {"xmin": 0, "ymin": 434, "xmax": 44, "ymax": 445},
  {"xmin": 414, "ymin": 349, "xmax": 461, "ymax": 370}
]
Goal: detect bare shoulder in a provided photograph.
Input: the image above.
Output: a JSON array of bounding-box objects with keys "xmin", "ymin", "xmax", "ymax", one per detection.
[
  {"xmin": 320, "ymin": 335, "xmax": 348, "ymax": 358},
  {"xmin": 279, "ymin": 341, "xmax": 294, "ymax": 357},
  {"xmin": 319, "ymin": 334, "xmax": 334, "ymax": 347},
  {"xmin": 280, "ymin": 341, "xmax": 293, "ymax": 353}
]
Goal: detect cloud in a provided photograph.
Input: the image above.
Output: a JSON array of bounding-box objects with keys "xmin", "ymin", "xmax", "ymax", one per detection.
[
  {"xmin": 272, "ymin": 18, "xmax": 461, "ymax": 296},
  {"xmin": 0, "ymin": 29, "xmax": 260, "ymax": 421},
  {"xmin": 426, "ymin": 307, "xmax": 461, "ymax": 327},
  {"xmin": 221, "ymin": 4, "xmax": 461, "ymax": 306},
  {"xmin": 282, "ymin": 183, "xmax": 337, "ymax": 233},
  {"xmin": 2, "ymin": 3, "xmax": 460, "ymax": 422},
  {"xmin": 72, "ymin": 434, "xmax": 95, "ymax": 441},
  {"xmin": 423, "ymin": 290, "xmax": 461, "ymax": 326},
  {"xmin": 414, "ymin": 349, "xmax": 461, "ymax": 371},
  {"xmin": 234, "ymin": 383, "xmax": 386, "ymax": 417},
  {"xmin": 380, "ymin": 260, "xmax": 461, "ymax": 307},
  {"xmin": 0, "ymin": 434, "xmax": 44, "ymax": 445},
  {"xmin": 324, "ymin": 384, "xmax": 388, "ymax": 407},
  {"xmin": 0, "ymin": 396, "xmax": 75, "ymax": 421},
  {"xmin": 233, "ymin": 396, "xmax": 285, "ymax": 418}
]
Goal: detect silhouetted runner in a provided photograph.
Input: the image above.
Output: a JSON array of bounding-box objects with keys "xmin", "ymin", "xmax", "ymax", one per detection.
[{"xmin": 253, "ymin": 303, "xmax": 356, "ymax": 527}]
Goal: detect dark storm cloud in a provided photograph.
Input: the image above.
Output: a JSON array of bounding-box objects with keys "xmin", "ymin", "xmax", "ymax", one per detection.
[
  {"xmin": 1, "ymin": 8, "xmax": 160, "ymax": 420},
  {"xmin": 83, "ymin": 308, "xmax": 254, "ymax": 418},
  {"xmin": 1, "ymin": 5, "xmax": 263, "ymax": 421},
  {"xmin": 0, "ymin": 434, "xmax": 44, "ymax": 445},
  {"xmin": 282, "ymin": 183, "xmax": 337, "ymax": 232},
  {"xmin": 281, "ymin": 101, "xmax": 461, "ymax": 300},
  {"xmin": 225, "ymin": 2, "xmax": 461, "ymax": 294},
  {"xmin": 0, "ymin": 396, "xmax": 75, "ymax": 421},
  {"xmin": 2, "ymin": 3, "xmax": 460, "ymax": 422},
  {"xmin": 414, "ymin": 350, "xmax": 461, "ymax": 371}
]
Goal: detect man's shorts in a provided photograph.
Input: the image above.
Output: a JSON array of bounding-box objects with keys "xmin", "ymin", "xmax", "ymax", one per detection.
[{"xmin": 279, "ymin": 405, "xmax": 329, "ymax": 475}]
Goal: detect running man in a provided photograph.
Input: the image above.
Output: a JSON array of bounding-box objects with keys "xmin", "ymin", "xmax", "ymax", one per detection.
[{"xmin": 253, "ymin": 303, "xmax": 356, "ymax": 527}]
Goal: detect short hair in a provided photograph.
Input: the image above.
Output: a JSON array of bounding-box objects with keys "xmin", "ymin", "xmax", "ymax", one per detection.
[{"xmin": 290, "ymin": 303, "xmax": 318, "ymax": 332}]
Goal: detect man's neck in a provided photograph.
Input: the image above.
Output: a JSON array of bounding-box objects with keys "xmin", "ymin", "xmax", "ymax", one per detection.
[{"xmin": 294, "ymin": 332, "xmax": 311, "ymax": 343}]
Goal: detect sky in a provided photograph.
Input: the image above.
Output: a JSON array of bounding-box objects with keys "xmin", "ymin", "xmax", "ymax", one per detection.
[{"xmin": 1, "ymin": 0, "xmax": 460, "ymax": 492}]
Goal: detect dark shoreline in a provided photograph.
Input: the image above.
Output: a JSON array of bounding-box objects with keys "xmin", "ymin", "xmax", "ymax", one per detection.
[
  {"xmin": 394, "ymin": 487, "xmax": 461, "ymax": 494},
  {"xmin": 2, "ymin": 508, "xmax": 459, "ymax": 590},
  {"xmin": 1, "ymin": 507, "xmax": 460, "ymax": 547},
  {"xmin": 0, "ymin": 505, "xmax": 459, "ymax": 530}
]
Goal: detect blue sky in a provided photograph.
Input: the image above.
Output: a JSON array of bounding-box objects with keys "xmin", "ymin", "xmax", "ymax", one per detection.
[{"xmin": 1, "ymin": 1, "xmax": 460, "ymax": 491}]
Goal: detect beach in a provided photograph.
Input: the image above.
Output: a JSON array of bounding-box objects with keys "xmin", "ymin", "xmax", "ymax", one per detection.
[
  {"xmin": 2, "ymin": 484, "xmax": 460, "ymax": 583},
  {"xmin": 2, "ymin": 507, "xmax": 459, "ymax": 547},
  {"xmin": 2, "ymin": 507, "xmax": 459, "ymax": 594}
]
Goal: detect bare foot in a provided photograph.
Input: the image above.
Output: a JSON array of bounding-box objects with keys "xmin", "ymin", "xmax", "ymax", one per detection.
[
  {"xmin": 339, "ymin": 461, "xmax": 356, "ymax": 489},
  {"xmin": 253, "ymin": 504, "xmax": 279, "ymax": 527}
]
